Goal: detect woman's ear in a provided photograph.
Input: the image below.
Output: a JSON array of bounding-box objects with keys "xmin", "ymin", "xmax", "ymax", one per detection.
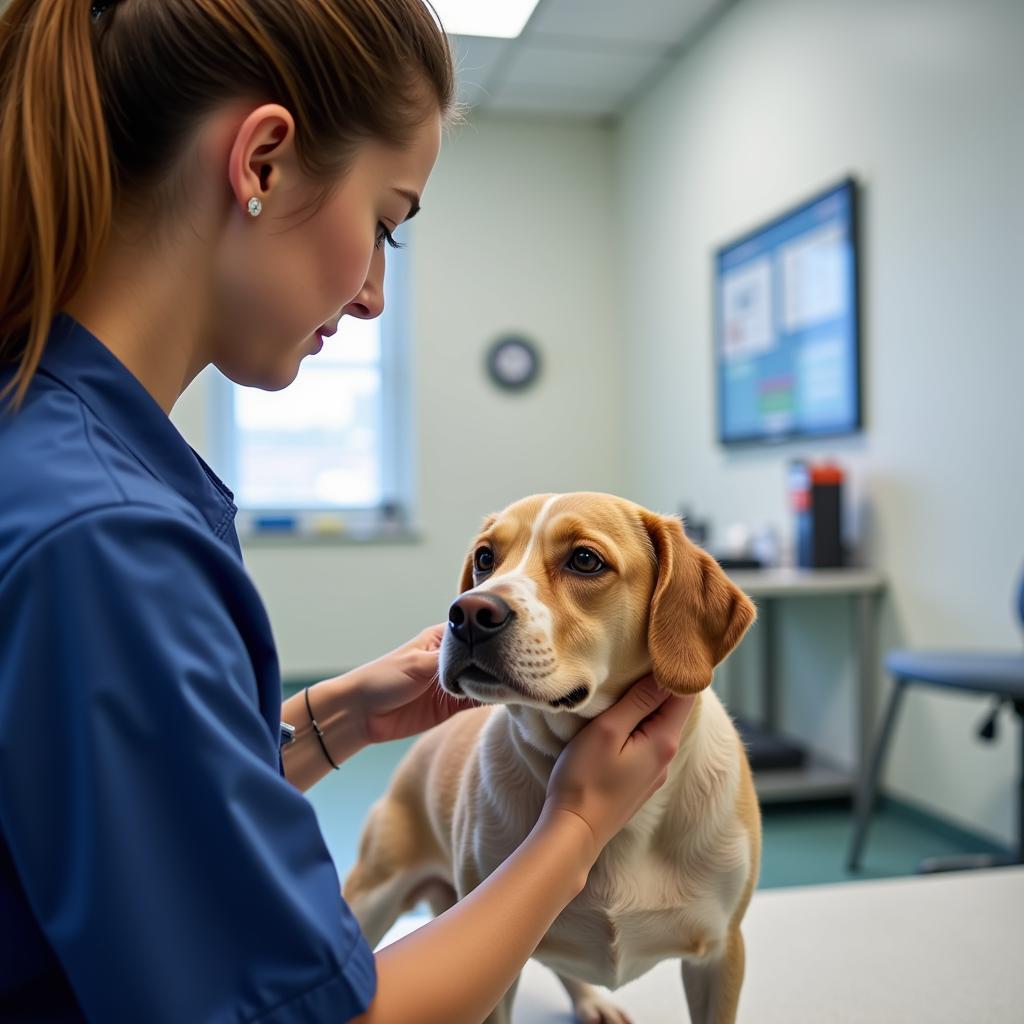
[
  {"xmin": 457, "ymin": 513, "xmax": 498, "ymax": 594},
  {"xmin": 640, "ymin": 511, "xmax": 756, "ymax": 694},
  {"xmin": 226, "ymin": 103, "xmax": 296, "ymax": 211}
]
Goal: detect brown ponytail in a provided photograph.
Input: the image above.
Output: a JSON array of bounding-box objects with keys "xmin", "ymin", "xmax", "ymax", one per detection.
[
  {"xmin": 0, "ymin": 0, "xmax": 455, "ymax": 414},
  {"xmin": 0, "ymin": 0, "xmax": 114, "ymax": 412}
]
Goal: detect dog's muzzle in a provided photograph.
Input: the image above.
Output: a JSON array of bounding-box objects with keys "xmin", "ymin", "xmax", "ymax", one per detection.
[
  {"xmin": 443, "ymin": 592, "xmax": 590, "ymax": 710},
  {"xmin": 443, "ymin": 592, "xmax": 517, "ymax": 697}
]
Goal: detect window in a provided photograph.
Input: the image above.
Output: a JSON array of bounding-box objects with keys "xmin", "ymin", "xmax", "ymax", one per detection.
[{"xmin": 209, "ymin": 246, "xmax": 413, "ymax": 540}]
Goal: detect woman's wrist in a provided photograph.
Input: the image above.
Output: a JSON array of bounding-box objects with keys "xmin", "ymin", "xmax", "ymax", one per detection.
[
  {"xmin": 305, "ymin": 672, "xmax": 370, "ymax": 763},
  {"xmin": 528, "ymin": 801, "xmax": 599, "ymax": 898},
  {"xmin": 281, "ymin": 672, "xmax": 370, "ymax": 790}
]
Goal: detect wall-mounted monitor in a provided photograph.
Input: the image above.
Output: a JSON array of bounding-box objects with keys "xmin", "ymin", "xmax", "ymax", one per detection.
[{"xmin": 715, "ymin": 178, "xmax": 861, "ymax": 445}]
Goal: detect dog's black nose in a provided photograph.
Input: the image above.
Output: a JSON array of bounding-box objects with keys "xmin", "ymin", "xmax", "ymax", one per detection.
[{"xmin": 448, "ymin": 592, "xmax": 513, "ymax": 646}]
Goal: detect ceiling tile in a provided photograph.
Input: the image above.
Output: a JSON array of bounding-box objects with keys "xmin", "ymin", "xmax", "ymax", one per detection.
[
  {"xmin": 451, "ymin": 1, "xmax": 730, "ymax": 117},
  {"xmin": 498, "ymin": 45, "xmax": 659, "ymax": 98},
  {"xmin": 485, "ymin": 85, "xmax": 619, "ymax": 118},
  {"xmin": 527, "ymin": 0, "xmax": 723, "ymax": 49}
]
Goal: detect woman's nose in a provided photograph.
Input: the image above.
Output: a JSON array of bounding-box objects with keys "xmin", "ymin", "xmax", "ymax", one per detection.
[
  {"xmin": 343, "ymin": 285, "xmax": 383, "ymax": 320},
  {"xmin": 344, "ymin": 252, "xmax": 385, "ymax": 319}
]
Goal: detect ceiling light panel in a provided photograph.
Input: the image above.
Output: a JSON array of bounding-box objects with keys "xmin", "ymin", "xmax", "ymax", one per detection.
[{"xmin": 433, "ymin": 0, "xmax": 542, "ymax": 39}]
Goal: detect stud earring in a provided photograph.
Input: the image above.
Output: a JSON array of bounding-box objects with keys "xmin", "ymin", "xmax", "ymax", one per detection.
[{"xmin": 247, "ymin": 196, "xmax": 263, "ymax": 218}]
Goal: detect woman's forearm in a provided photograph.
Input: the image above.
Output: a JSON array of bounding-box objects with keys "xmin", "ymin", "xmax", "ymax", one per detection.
[
  {"xmin": 354, "ymin": 807, "xmax": 594, "ymax": 1024},
  {"xmin": 282, "ymin": 674, "xmax": 367, "ymax": 792}
]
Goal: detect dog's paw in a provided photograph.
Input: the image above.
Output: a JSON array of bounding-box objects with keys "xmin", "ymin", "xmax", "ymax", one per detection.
[{"xmin": 572, "ymin": 990, "xmax": 634, "ymax": 1024}]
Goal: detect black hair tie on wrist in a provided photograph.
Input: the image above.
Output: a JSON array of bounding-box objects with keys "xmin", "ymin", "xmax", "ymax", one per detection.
[{"xmin": 305, "ymin": 686, "xmax": 341, "ymax": 771}]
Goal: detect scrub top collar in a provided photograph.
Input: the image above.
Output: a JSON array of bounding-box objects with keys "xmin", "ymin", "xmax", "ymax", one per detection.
[{"xmin": 39, "ymin": 312, "xmax": 238, "ymax": 543}]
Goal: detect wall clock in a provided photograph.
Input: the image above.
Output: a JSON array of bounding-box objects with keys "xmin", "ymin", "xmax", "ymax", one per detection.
[{"xmin": 486, "ymin": 335, "xmax": 541, "ymax": 391}]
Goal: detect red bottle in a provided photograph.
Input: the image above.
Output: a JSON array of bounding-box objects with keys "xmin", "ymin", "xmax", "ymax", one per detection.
[{"xmin": 788, "ymin": 460, "xmax": 844, "ymax": 568}]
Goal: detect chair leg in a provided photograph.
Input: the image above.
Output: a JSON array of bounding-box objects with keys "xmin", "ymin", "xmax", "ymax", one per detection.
[
  {"xmin": 1016, "ymin": 701, "xmax": 1024, "ymax": 864},
  {"xmin": 847, "ymin": 678, "xmax": 908, "ymax": 871},
  {"xmin": 916, "ymin": 700, "xmax": 1024, "ymax": 874}
]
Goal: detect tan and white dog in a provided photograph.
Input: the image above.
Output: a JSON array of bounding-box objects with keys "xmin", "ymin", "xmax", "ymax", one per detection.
[{"xmin": 344, "ymin": 493, "xmax": 760, "ymax": 1024}]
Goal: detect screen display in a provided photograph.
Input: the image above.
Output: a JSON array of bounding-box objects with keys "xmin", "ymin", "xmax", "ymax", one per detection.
[{"xmin": 715, "ymin": 179, "xmax": 861, "ymax": 444}]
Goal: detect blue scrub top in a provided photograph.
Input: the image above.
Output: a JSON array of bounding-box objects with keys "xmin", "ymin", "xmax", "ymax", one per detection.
[{"xmin": 0, "ymin": 314, "xmax": 376, "ymax": 1021}]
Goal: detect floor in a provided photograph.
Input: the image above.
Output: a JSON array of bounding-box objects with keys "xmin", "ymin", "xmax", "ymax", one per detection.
[{"xmin": 307, "ymin": 735, "xmax": 1010, "ymax": 895}]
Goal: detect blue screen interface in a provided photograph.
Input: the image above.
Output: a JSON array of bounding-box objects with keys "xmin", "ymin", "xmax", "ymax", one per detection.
[{"xmin": 716, "ymin": 181, "xmax": 860, "ymax": 443}]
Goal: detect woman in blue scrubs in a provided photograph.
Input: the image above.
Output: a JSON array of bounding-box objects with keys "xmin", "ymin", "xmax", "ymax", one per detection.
[{"xmin": 0, "ymin": 2, "xmax": 695, "ymax": 1021}]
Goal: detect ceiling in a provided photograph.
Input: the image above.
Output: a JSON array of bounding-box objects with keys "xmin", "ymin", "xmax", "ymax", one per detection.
[{"xmin": 449, "ymin": 0, "xmax": 734, "ymax": 119}]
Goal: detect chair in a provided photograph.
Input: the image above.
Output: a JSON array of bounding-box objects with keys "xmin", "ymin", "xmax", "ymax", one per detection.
[{"xmin": 847, "ymin": 568, "xmax": 1024, "ymax": 872}]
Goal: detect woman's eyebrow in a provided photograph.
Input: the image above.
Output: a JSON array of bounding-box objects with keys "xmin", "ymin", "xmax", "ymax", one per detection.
[{"xmin": 393, "ymin": 188, "xmax": 421, "ymax": 221}]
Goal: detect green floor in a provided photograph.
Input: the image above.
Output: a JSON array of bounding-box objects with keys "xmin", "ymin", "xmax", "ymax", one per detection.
[{"xmin": 307, "ymin": 736, "xmax": 1010, "ymax": 894}]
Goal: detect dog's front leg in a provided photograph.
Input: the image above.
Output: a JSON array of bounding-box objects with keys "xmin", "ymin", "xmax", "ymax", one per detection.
[
  {"xmin": 680, "ymin": 926, "xmax": 744, "ymax": 1024},
  {"xmin": 556, "ymin": 974, "xmax": 634, "ymax": 1023}
]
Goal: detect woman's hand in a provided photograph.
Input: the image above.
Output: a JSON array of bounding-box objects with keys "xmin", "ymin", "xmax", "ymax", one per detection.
[
  {"xmin": 540, "ymin": 675, "xmax": 696, "ymax": 866},
  {"xmin": 345, "ymin": 623, "xmax": 481, "ymax": 745},
  {"xmin": 283, "ymin": 625, "xmax": 479, "ymax": 792}
]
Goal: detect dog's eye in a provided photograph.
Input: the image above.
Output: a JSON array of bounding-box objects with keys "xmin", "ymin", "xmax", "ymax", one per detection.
[
  {"xmin": 474, "ymin": 547, "xmax": 495, "ymax": 574},
  {"xmin": 568, "ymin": 547, "xmax": 604, "ymax": 574}
]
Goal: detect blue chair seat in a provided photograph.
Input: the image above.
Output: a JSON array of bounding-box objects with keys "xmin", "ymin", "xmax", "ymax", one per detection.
[{"xmin": 885, "ymin": 650, "xmax": 1024, "ymax": 699}]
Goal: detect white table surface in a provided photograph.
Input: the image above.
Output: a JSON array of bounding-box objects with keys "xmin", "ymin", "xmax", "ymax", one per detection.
[
  {"xmin": 378, "ymin": 867, "xmax": 1024, "ymax": 1022},
  {"xmin": 726, "ymin": 567, "xmax": 885, "ymax": 597}
]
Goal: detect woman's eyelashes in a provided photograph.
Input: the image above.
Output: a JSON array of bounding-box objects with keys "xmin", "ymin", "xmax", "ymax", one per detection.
[{"xmin": 375, "ymin": 222, "xmax": 404, "ymax": 250}]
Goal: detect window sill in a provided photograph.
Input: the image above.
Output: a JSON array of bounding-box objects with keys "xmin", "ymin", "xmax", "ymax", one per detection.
[{"xmin": 239, "ymin": 526, "xmax": 422, "ymax": 547}]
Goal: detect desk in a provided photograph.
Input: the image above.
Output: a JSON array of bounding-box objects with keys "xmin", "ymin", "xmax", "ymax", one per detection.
[
  {"xmin": 379, "ymin": 867, "xmax": 1024, "ymax": 1022},
  {"xmin": 725, "ymin": 569, "xmax": 886, "ymax": 803}
]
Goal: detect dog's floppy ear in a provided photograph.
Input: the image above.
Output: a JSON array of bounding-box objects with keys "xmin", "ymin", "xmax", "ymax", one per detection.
[
  {"xmin": 458, "ymin": 513, "xmax": 499, "ymax": 593},
  {"xmin": 458, "ymin": 550, "xmax": 476, "ymax": 595},
  {"xmin": 641, "ymin": 511, "xmax": 756, "ymax": 694}
]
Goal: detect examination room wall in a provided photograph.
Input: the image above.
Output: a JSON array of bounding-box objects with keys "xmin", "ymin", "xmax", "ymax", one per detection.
[
  {"xmin": 613, "ymin": 0, "xmax": 1024, "ymax": 845},
  {"xmin": 173, "ymin": 116, "xmax": 624, "ymax": 674}
]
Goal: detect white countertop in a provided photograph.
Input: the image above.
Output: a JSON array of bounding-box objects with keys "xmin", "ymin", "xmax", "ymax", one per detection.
[
  {"xmin": 726, "ymin": 567, "xmax": 885, "ymax": 597},
  {"xmin": 378, "ymin": 867, "xmax": 1024, "ymax": 1022}
]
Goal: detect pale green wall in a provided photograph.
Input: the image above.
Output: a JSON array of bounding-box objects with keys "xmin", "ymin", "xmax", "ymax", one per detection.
[{"xmin": 614, "ymin": 0, "xmax": 1024, "ymax": 845}]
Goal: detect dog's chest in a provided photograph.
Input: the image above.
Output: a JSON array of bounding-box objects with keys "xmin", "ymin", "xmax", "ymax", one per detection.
[{"xmin": 534, "ymin": 841, "xmax": 724, "ymax": 989}]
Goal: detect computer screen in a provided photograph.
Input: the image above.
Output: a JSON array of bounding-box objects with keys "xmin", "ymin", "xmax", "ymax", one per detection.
[{"xmin": 715, "ymin": 178, "xmax": 861, "ymax": 445}]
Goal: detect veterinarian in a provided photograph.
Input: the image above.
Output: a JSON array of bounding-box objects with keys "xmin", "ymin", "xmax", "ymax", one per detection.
[{"xmin": 0, "ymin": 2, "xmax": 696, "ymax": 1021}]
